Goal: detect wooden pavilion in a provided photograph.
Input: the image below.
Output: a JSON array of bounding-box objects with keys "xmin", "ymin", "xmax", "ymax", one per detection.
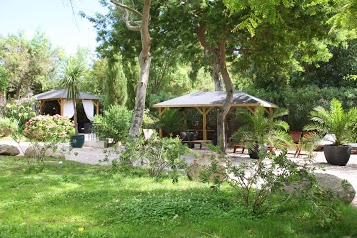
[
  {"xmin": 35, "ymin": 89, "xmax": 100, "ymax": 117},
  {"xmin": 153, "ymin": 91, "xmax": 278, "ymax": 141}
]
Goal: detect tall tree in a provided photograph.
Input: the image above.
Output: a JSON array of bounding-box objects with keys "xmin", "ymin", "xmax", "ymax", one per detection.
[
  {"xmin": 0, "ymin": 31, "xmax": 62, "ymax": 99},
  {"xmin": 109, "ymin": 0, "xmax": 152, "ymax": 138},
  {"xmin": 104, "ymin": 53, "xmax": 128, "ymax": 108},
  {"xmin": 223, "ymin": 0, "xmax": 355, "ymax": 89}
]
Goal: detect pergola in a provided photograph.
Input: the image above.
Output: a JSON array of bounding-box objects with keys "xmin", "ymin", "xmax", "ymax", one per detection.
[
  {"xmin": 35, "ymin": 89, "xmax": 100, "ymax": 117},
  {"xmin": 153, "ymin": 91, "xmax": 278, "ymax": 140}
]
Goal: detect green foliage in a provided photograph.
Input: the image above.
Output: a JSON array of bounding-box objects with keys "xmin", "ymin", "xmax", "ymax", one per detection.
[
  {"xmin": 59, "ymin": 58, "xmax": 86, "ymax": 100},
  {"xmin": 304, "ymin": 98, "xmax": 357, "ymax": 145},
  {"xmin": 24, "ymin": 115, "xmax": 74, "ymax": 142},
  {"xmin": 328, "ymin": 0, "xmax": 357, "ymax": 33},
  {"xmin": 103, "ymin": 53, "xmax": 127, "ymax": 109},
  {"xmin": 0, "ymin": 117, "xmax": 18, "ymax": 137},
  {"xmin": 293, "ymin": 39, "xmax": 357, "ymax": 88},
  {"xmin": 142, "ymin": 109, "xmax": 158, "ymax": 128},
  {"xmin": 157, "ymin": 108, "xmax": 187, "ymax": 135},
  {"xmin": 93, "ymin": 105, "xmax": 132, "ymax": 144},
  {"xmin": 1, "ymin": 97, "xmax": 38, "ymax": 130},
  {"xmin": 231, "ymin": 106, "xmax": 293, "ymax": 151},
  {"xmin": 203, "ymin": 145, "xmax": 342, "ymax": 225},
  {"xmin": 0, "ymin": 66, "xmax": 8, "ymax": 93},
  {"xmin": 225, "ymin": 150, "xmax": 313, "ymax": 213},
  {"xmin": 0, "ymin": 31, "xmax": 62, "ymax": 99},
  {"xmin": 59, "ymin": 57, "xmax": 87, "ymax": 135},
  {"xmin": 0, "ymin": 156, "xmax": 357, "ymax": 237},
  {"xmin": 118, "ymin": 135, "xmax": 190, "ymax": 182},
  {"xmin": 106, "ymin": 191, "xmax": 234, "ymax": 225},
  {"xmin": 245, "ymin": 86, "xmax": 357, "ymax": 131}
]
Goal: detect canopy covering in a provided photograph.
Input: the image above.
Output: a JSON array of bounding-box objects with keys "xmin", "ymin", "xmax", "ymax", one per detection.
[
  {"xmin": 35, "ymin": 89, "xmax": 100, "ymax": 101},
  {"xmin": 153, "ymin": 91, "xmax": 278, "ymax": 140},
  {"xmin": 35, "ymin": 89, "xmax": 100, "ymax": 121},
  {"xmin": 153, "ymin": 91, "xmax": 277, "ymax": 108}
]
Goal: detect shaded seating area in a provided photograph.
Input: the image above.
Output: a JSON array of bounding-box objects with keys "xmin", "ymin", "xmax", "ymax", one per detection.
[
  {"xmin": 153, "ymin": 91, "xmax": 278, "ymax": 150},
  {"xmin": 35, "ymin": 89, "xmax": 100, "ymax": 134}
]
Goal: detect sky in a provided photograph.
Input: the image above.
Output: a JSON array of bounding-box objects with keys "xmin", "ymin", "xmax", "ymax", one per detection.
[{"xmin": 0, "ymin": 0, "xmax": 108, "ymax": 55}]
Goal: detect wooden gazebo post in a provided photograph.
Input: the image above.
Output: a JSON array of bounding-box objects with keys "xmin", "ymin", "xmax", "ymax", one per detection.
[
  {"xmin": 196, "ymin": 107, "xmax": 213, "ymax": 140},
  {"xmin": 158, "ymin": 107, "xmax": 166, "ymax": 137}
]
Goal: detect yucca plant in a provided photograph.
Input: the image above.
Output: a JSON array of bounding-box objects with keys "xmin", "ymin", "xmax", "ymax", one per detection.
[
  {"xmin": 304, "ymin": 98, "xmax": 357, "ymax": 146},
  {"xmin": 231, "ymin": 106, "xmax": 293, "ymax": 158},
  {"xmin": 60, "ymin": 59, "xmax": 86, "ymax": 135}
]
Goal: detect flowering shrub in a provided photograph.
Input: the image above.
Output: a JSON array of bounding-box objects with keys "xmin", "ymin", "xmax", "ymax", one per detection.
[
  {"xmin": 0, "ymin": 117, "xmax": 18, "ymax": 137},
  {"xmin": 25, "ymin": 114, "xmax": 74, "ymax": 142}
]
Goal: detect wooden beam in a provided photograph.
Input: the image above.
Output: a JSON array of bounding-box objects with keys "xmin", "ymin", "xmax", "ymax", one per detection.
[
  {"xmin": 93, "ymin": 100, "xmax": 99, "ymax": 115},
  {"xmin": 158, "ymin": 107, "xmax": 166, "ymax": 138},
  {"xmin": 60, "ymin": 99, "xmax": 64, "ymax": 116},
  {"xmin": 39, "ymin": 101, "xmax": 44, "ymax": 115},
  {"xmin": 195, "ymin": 107, "xmax": 213, "ymax": 141},
  {"xmin": 247, "ymin": 106, "xmax": 255, "ymax": 114}
]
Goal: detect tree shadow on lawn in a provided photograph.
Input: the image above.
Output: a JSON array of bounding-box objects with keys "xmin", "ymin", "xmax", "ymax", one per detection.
[{"xmin": 1, "ymin": 156, "xmax": 357, "ymax": 238}]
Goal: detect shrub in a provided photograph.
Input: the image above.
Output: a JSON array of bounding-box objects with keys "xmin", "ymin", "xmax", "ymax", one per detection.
[
  {"xmin": 0, "ymin": 117, "xmax": 18, "ymax": 137},
  {"xmin": 116, "ymin": 134, "xmax": 190, "ymax": 182},
  {"xmin": 0, "ymin": 97, "xmax": 38, "ymax": 130},
  {"xmin": 25, "ymin": 114, "xmax": 74, "ymax": 142},
  {"xmin": 156, "ymin": 108, "xmax": 187, "ymax": 135},
  {"xmin": 246, "ymin": 86, "xmax": 357, "ymax": 131},
  {"xmin": 93, "ymin": 105, "xmax": 132, "ymax": 144}
]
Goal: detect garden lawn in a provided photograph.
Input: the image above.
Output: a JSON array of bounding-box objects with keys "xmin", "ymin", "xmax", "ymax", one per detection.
[{"xmin": 0, "ymin": 156, "xmax": 357, "ymax": 238}]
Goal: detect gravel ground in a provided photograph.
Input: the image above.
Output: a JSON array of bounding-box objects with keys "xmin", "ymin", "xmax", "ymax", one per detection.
[{"xmin": 3, "ymin": 140, "xmax": 357, "ymax": 206}]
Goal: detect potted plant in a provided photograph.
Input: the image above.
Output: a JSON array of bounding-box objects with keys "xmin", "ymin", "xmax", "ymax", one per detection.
[
  {"xmin": 60, "ymin": 58, "xmax": 86, "ymax": 148},
  {"xmin": 304, "ymin": 98, "xmax": 357, "ymax": 166},
  {"xmin": 231, "ymin": 106, "xmax": 293, "ymax": 159}
]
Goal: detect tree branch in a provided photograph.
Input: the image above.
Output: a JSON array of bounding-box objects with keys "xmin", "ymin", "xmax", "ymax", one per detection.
[
  {"xmin": 197, "ymin": 24, "xmax": 218, "ymax": 55},
  {"xmin": 226, "ymin": 48, "xmax": 261, "ymax": 53},
  {"xmin": 123, "ymin": 10, "xmax": 140, "ymax": 32},
  {"xmin": 141, "ymin": 0, "xmax": 151, "ymax": 56},
  {"xmin": 110, "ymin": 0, "xmax": 143, "ymax": 17}
]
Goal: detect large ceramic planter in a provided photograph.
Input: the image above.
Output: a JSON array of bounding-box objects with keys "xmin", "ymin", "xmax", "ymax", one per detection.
[
  {"xmin": 323, "ymin": 145, "xmax": 351, "ymax": 166},
  {"xmin": 70, "ymin": 135, "xmax": 85, "ymax": 148}
]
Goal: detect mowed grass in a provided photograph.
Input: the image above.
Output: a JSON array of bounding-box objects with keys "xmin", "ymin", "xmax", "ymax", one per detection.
[{"xmin": 0, "ymin": 156, "xmax": 357, "ymax": 238}]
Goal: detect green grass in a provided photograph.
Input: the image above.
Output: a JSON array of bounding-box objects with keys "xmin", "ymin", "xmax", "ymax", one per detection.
[{"xmin": 1, "ymin": 156, "xmax": 357, "ymax": 238}]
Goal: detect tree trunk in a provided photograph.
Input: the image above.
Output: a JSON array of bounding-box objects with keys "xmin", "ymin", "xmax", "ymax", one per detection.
[
  {"xmin": 211, "ymin": 57, "xmax": 222, "ymax": 91},
  {"xmin": 129, "ymin": 51, "xmax": 151, "ymax": 137},
  {"xmin": 197, "ymin": 25, "xmax": 233, "ymax": 151},
  {"xmin": 128, "ymin": 0, "xmax": 152, "ymax": 138},
  {"xmin": 217, "ymin": 37, "xmax": 233, "ymax": 151}
]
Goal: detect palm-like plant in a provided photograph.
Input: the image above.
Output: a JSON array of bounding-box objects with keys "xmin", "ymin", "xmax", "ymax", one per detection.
[
  {"xmin": 304, "ymin": 98, "xmax": 357, "ymax": 146},
  {"xmin": 231, "ymin": 106, "xmax": 293, "ymax": 153},
  {"xmin": 60, "ymin": 59, "xmax": 86, "ymax": 135}
]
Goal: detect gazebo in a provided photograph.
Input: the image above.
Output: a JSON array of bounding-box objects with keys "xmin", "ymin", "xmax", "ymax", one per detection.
[
  {"xmin": 35, "ymin": 89, "xmax": 100, "ymax": 122},
  {"xmin": 153, "ymin": 91, "xmax": 278, "ymax": 140}
]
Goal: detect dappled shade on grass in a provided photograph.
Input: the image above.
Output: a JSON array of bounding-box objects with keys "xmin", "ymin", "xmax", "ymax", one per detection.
[{"xmin": 0, "ymin": 156, "xmax": 356, "ymax": 238}]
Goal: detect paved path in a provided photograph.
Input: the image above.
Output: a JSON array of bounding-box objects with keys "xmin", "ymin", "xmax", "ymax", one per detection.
[{"xmin": 2, "ymin": 140, "xmax": 357, "ymax": 206}]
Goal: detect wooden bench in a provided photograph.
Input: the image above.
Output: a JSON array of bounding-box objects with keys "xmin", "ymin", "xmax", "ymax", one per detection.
[
  {"xmin": 189, "ymin": 140, "xmax": 212, "ymax": 149},
  {"xmin": 233, "ymin": 144, "xmax": 246, "ymax": 153}
]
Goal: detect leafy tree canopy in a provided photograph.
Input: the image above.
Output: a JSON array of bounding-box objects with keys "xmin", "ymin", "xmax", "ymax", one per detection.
[{"xmin": 0, "ymin": 30, "xmax": 63, "ymax": 99}]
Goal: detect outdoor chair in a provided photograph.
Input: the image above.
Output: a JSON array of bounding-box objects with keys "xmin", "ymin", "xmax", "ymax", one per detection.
[{"xmin": 180, "ymin": 132, "xmax": 196, "ymax": 148}]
